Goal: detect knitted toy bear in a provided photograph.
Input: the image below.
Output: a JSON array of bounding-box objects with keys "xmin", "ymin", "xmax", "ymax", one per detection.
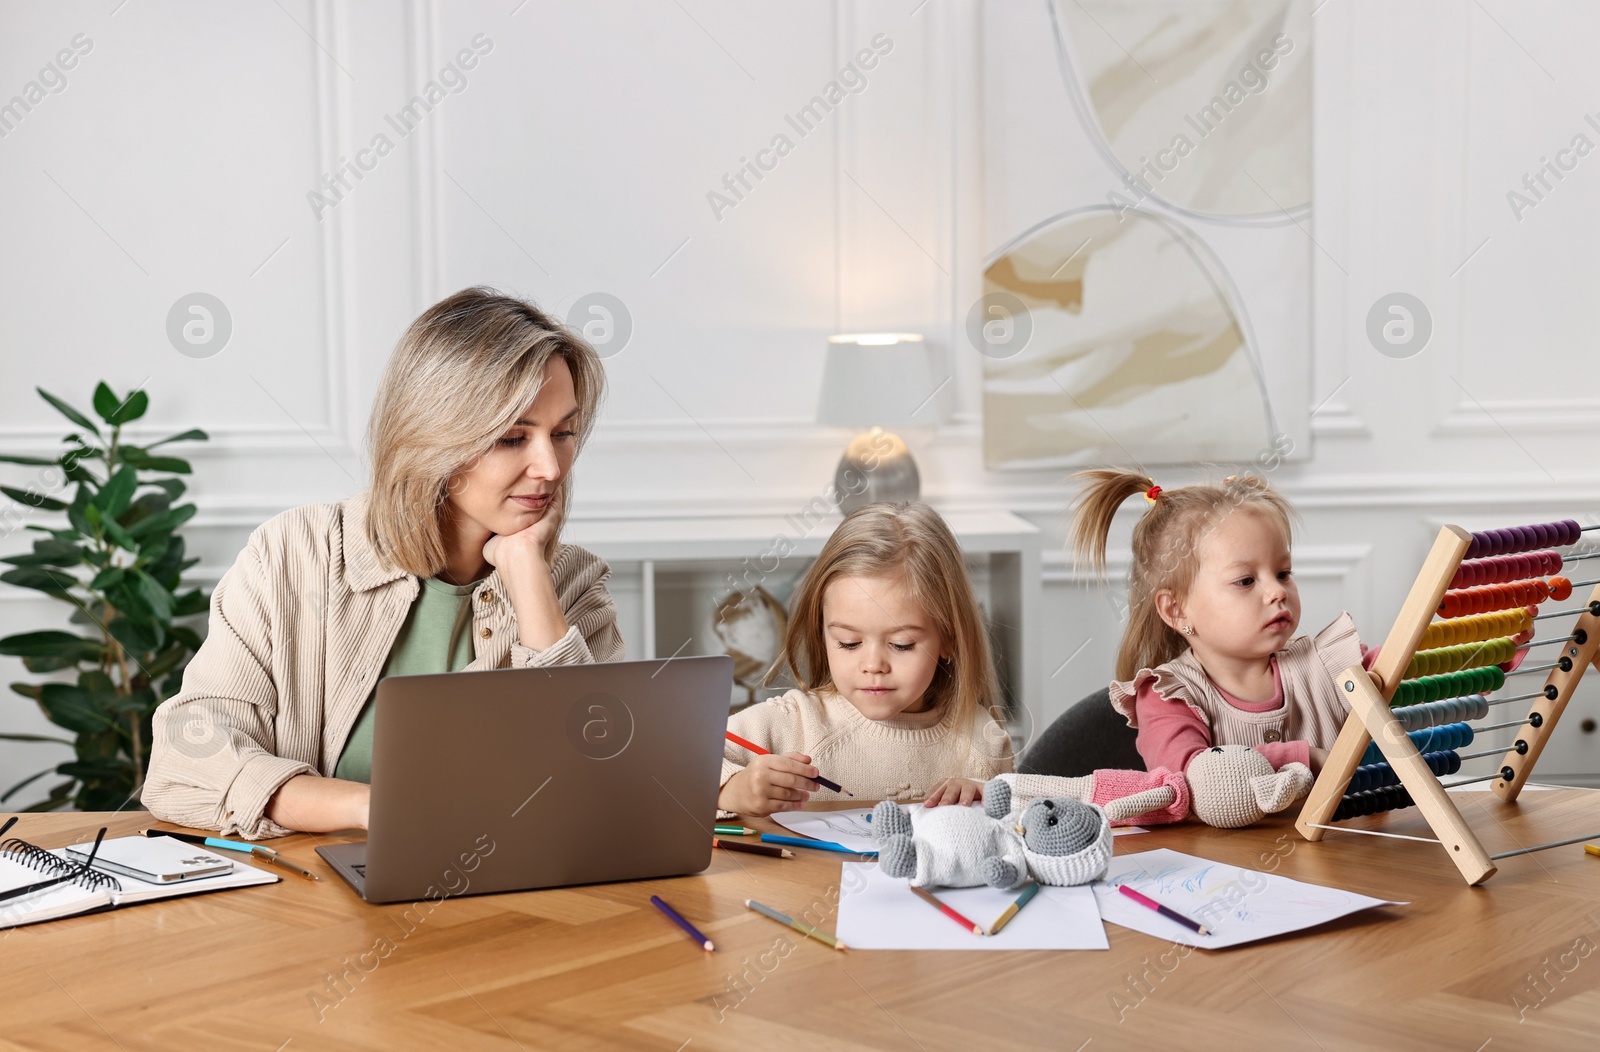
[
  {"xmin": 996, "ymin": 744, "xmax": 1312, "ymax": 830},
  {"xmin": 873, "ymin": 778, "xmax": 1113, "ymax": 889}
]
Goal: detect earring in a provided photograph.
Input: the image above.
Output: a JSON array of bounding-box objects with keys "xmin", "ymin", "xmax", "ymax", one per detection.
[{"xmin": 1182, "ymin": 625, "xmax": 1193, "ymax": 636}]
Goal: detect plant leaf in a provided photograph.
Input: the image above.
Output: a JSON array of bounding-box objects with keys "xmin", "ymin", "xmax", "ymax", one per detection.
[
  {"xmin": 92, "ymin": 382, "xmax": 120, "ymax": 423},
  {"xmin": 120, "ymin": 450, "xmax": 191, "ymax": 474},
  {"xmin": 89, "ymin": 566, "xmax": 127, "ymax": 591},
  {"xmin": 0, "ymin": 630, "xmax": 100, "ymax": 661},
  {"xmin": 66, "ymin": 485, "xmax": 92, "ymax": 534},
  {"xmin": 108, "ymin": 615, "xmax": 163, "ymax": 655},
  {"xmin": 147, "ymin": 428, "xmax": 208, "ymax": 449},
  {"xmin": 0, "ymin": 567, "xmax": 76, "ymax": 600},
  {"xmin": 172, "ymin": 589, "xmax": 209, "ymax": 618},
  {"xmin": 94, "ymin": 465, "xmax": 138, "ymax": 519},
  {"xmin": 100, "ymin": 512, "xmax": 139, "ymax": 553},
  {"xmin": 0, "ymin": 733, "xmax": 74, "ymax": 745},
  {"xmin": 0, "ymin": 768, "xmax": 55, "ymax": 803},
  {"xmin": 107, "ymin": 389, "xmax": 148, "ymax": 426},
  {"xmin": 126, "ymin": 503, "xmax": 196, "ymax": 540},
  {"xmin": 38, "ymin": 684, "xmax": 115, "ymax": 734},
  {"xmin": 132, "ymin": 570, "xmax": 174, "ymax": 622},
  {"xmin": 0, "ymin": 485, "xmax": 67, "ymax": 511},
  {"xmin": 0, "ymin": 454, "xmax": 57, "ymax": 466},
  {"xmin": 36, "ymin": 387, "xmax": 100, "ymax": 435},
  {"xmin": 2, "ymin": 541, "xmax": 85, "ymax": 569},
  {"xmin": 120, "ymin": 490, "xmax": 171, "ymax": 531}
]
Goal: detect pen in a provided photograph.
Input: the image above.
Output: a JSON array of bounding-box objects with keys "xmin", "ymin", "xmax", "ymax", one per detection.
[
  {"xmin": 1117, "ymin": 884, "xmax": 1210, "ymax": 936},
  {"xmin": 760, "ymin": 833, "xmax": 876, "ymax": 856},
  {"xmin": 724, "ymin": 732, "xmax": 854, "ymax": 796},
  {"xmin": 141, "ymin": 829, "xmax": 320, "ymax": 881}
]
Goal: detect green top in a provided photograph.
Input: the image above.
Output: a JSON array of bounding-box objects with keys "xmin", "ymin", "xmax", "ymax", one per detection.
[{"xmin": 334, "ymin": 575, "xmax": 480, "ymax": 783}]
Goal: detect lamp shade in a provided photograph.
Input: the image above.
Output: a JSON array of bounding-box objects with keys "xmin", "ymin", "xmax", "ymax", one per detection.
[{"xmin": 816, "ymin": 333, "xmax": 944, "ymax": 428}]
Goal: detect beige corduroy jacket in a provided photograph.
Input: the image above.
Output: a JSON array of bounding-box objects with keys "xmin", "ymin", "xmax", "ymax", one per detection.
[{"xmin": 141, "ymin": 494, "xmax": 624, "ymax": 839}]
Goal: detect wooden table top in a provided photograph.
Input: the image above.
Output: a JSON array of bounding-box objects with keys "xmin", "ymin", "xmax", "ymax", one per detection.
[{"xmin": 5, "ymin": 789, "xmax": 1600, "ymax": 1051}]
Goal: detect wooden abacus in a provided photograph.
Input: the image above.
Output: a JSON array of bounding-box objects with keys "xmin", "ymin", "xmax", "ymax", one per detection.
[{"xmin": 1295, "ymin": 518, "xmax": 1600, "ymax": 885}]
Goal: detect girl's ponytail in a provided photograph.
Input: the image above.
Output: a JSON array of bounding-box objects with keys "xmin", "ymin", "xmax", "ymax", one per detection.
[{"xmin": 1068, "ymin": 469, "xmax": 1153, "ymax": 574}]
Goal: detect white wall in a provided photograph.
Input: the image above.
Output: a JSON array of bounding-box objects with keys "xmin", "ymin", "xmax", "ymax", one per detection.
[{"xmin": 3, "ymin": 0, "xmax": 1599, "ymax": 807}]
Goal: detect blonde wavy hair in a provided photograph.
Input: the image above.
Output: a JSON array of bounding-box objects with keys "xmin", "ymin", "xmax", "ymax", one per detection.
[
  {"xmin": 365, "ymin": 287, "xmax": 606, "ymax": 577},
  {"xmin": 774, "ymin": 502, "xmax": 1002, "ymax": 741},
  {"xmin": 1068, "ymin": 470, "xmax": 1297, "ymax": 680}
]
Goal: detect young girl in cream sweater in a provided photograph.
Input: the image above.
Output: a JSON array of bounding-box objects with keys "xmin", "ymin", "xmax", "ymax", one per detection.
[{"xmin": 718, "ymin": 502, "xmax": 1014, "ymax": 816}]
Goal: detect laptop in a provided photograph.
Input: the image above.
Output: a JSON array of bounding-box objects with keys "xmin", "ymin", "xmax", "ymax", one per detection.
[{"xmin": 316, "ymin": 654, "xmax": 733, "ymax": 904}]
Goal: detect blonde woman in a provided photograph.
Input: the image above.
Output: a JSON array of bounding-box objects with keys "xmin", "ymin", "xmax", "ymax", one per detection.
[
  {"xmin": 143, "ymin": 287, "xmax": 623, "ymax": 838},
  {"xmin": 717, "ymin": 502, "xmax": 1014, "ymax": 816}
]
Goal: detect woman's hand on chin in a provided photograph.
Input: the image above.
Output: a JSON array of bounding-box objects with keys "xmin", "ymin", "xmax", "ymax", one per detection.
[
  {"xmin": 482, "ymin": 490, "xmax": 570, "ymax": 650},
  {"xmin": 481, "ymin": 487, "xmax": 562, "ymax": 575}
]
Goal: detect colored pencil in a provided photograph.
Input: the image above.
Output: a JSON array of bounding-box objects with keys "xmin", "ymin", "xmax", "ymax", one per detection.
[
  {"xmin": 745, "ymin": 898, "xmax": 848, "ymax": 951},
  {"xmin": 909, "ymin": 885, "xmax": 983, "ymax": 936},
  {"xmin": 724, "ymin": 732, "xmax": 854, "ymax": 796},
  {"xmin": 987, "ymin": 881, "xmax": 1041, "ymax": 935},
  {"xmin": 650, "ymin": 894, "xmax": 715, "ymax": 951},
  {"xmin": 713, "ymin": 825, "xmax": 759, "ymax": 836},
  {"xmin": 760, "ymin": 833, "xmax": 876, "ymax": 856},
  {"xmin": 1586, "ymin": 843, "xmax": 1600, "ymax": 858},
  {"xmin": 1117, "ymin": 884, "xmax": 1210, "ymax": 936},
  {"xmin": 714, "ymin": 837, "xmax": 792, "ymax": 858}
]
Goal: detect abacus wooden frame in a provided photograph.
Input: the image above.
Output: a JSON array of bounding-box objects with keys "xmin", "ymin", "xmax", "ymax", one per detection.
[{"xmin": 1293, "ymin": 524, "xmax": 1600, "ymax": 886}]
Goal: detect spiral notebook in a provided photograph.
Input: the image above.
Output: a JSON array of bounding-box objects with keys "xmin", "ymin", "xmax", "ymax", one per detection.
[{"xmin": 0, "ymin": 835, "xmax": 279, "ymax": 928}]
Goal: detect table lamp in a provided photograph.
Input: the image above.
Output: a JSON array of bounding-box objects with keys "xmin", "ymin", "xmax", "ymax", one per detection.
[{"xmin": 816, "ymin": 333, "xmax": 943, "ymax": 515}]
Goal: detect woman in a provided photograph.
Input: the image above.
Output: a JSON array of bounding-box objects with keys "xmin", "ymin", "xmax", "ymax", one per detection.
[{"xmin": 142, "ymin": 287, "xmax": 623, "ymax": 838}]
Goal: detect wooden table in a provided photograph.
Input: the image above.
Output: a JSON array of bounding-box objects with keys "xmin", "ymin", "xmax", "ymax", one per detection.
[{"xmin": 5, "ymin": 790, "xmax": 1600, "ymax": 1051}]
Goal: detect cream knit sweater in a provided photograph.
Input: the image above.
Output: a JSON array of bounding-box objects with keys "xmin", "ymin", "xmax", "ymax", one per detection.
[{"xmin": 720, "ymin": 688, "xmax": 1015, "ymax": 804}]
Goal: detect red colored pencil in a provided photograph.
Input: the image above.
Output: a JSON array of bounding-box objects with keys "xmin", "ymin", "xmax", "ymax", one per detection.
[
  {"xmin": 724, "ymin": 731, "xmax": 853, "ymax": 796},
  {"xmin": 909, "ymin": 885, "xmax": 983, "ymax": 936}
]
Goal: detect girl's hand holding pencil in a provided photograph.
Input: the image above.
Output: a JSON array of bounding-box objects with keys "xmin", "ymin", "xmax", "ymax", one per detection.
[{"xmin": 717, "ymin": 752, "xmax": 819, "ymax": 816}]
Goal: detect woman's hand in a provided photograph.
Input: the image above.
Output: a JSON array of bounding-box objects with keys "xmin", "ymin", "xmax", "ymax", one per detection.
[
  {"xmin": 717, "ymin": 753, "xmax": 818, "ymax": 816},
  {"xmin": 482, "ymin": 490, "xmax": 570, "ymax": 651},
  {"xmin": 923, "ymin": 777, "xmax": 985, "ymax": 807},
  {"xmin": 265, "ymin": 775, "xmax": 370, "ymax": 833}
]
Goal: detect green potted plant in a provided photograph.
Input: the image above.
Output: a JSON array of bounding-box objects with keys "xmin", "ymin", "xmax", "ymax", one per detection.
[{"xmin": 0, "ymin": 383, "xmax": 209, "ymax": 810}]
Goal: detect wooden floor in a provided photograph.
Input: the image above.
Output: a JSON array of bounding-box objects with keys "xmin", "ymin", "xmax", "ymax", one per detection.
[{"xmin": 4, "ymin": 790, "xmax": 1600, "ymax": 1050}]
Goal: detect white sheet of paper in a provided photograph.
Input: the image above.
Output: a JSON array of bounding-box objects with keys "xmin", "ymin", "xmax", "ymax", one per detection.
[
  {"xmin": 1113, "ymin": 826, "xmax": 1150, "ymax": 836},
  {"xmin": 771, "ymin": 808, "xmax": 882, "ymax": 852},
  {"xmin": 835, "ymin": 862, "xmax": 1108, "ymax": 951},
  {"xmin": 1094, "ymin": 848, "xmax": 1403, "ymax": 949}
]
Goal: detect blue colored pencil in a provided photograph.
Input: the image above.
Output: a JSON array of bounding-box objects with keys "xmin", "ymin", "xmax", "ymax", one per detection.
[
  {"xmin": 760, "ymin": 833, "xmax": 878, "ymax": 856},
  {"xmin": 650, "ymin": 894, "xmax": 715, "ymax": 951}
]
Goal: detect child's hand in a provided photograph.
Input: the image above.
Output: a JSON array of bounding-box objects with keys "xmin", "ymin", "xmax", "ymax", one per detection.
[
  {"xmin": 923, "ymin": 777, "xmax": 985, "ymax": 807},
  {"xmin": 717, "ymin": 753, "xmax": 818, "ymax": 816},
  {"xmin": 1308, "ymin": 747, "xmax": 1328, "ymax": 773}
]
